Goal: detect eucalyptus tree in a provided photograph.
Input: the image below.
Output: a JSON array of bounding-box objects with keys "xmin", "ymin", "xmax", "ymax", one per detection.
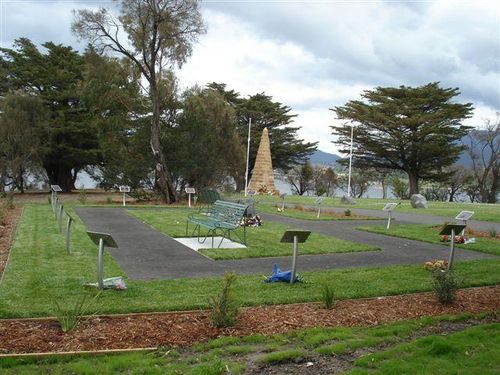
[
  {"xmin": 73, "ymin": 0, "xmax": 206, "ymax": 203},
  {"xmin": 332, "ymin": 83, "xmax": 473, "ymax": 195}
]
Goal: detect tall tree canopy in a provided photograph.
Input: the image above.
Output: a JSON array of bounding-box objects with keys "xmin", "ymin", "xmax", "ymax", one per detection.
[
  {"xmin": 73, "ymin": 0, "xmax": 206, "ymax": 203},
  {"xmin": 0, "ymin": 38, "xmax": 100, "ymax": 191},
  {"xmin": 208, "ymin": 83, "xmax": 318, "ymax": 187},
  {"xmin": 332, "ymin": 83, "xmax": 473, "ymax": 194}
]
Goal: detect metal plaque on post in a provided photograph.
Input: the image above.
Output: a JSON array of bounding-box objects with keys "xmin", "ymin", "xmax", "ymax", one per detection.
[
  {"xmin": 51, "ymin": 185, "xmax": 63, "ymax": 192},
  {"xmin": 185, "ymin": 187, "xmax": 196, "ymax": 208},
  {"xmin": 439, "ymin": 224, "xmax": 467, "ymax": 271},
  {"xmin": 119, "ymin": 185, "xmax": 131, "ymax": 207},
  {"xmin": 382, "ymin": 203, "xmax": 398, "ymax": 230},
  {"xmin": 280, "ymin": 230, "xmax": 311, "ymax": 285},
  {"xmin": 86, "ymin": 231, "xmax": 119, "ymax": 290},
  {"xmin": 50, "ymin": 185, "xmax": 62, "ymax": 213},
  {"xmin": 455, "ymin": 211, "xmax": 474, "ymax": 236},
  {"xmin": 280, "ymin": 193, "xmax": 287, "ymax": 211}
]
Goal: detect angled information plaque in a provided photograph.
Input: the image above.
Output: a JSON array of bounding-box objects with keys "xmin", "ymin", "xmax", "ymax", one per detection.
[
  {"xmin": 119, "ymin": 185, "xmax": 131, "ymax": 193},
  {"xmin": 382, "ymin": 203, "xmax": 398, "ymax": 211},
  {"xmin": 51, "ymin": 185, "xmax": 63, "ymax": 192},
  {"xmin": 455, "ymin": 211, "xmax": 474, "ymax": 221},
  {"xmin": 86, "ymin": 231, "xmax": 119, "ymax": 248},
  {"xmin": 280, "ymin": 230, "xmax": 311, "ymax": 243},
  {"xmin": 439, "ymin": 224, "xmax": 467, "ymax": 236}
]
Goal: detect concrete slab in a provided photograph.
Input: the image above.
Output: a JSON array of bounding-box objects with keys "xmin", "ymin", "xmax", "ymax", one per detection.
[{"xmin": 174, "ymin": 237, "xmax": 247, "ymax": 251}]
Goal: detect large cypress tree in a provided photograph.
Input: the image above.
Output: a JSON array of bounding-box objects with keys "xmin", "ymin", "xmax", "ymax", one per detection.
[{"xmin": 332, "ymin": 83, "xmax": 473, "ymax": 195}]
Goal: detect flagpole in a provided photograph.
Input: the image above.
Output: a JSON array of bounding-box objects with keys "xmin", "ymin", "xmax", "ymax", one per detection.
[{"xmin": 244, "ymin": 117, "xmax": 252, "ymax": 197}]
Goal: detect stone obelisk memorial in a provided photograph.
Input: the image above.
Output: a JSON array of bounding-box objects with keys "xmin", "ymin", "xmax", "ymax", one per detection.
[{"xmin": 248, "ymin": 127, "xmax": 278, "ymax": 195}]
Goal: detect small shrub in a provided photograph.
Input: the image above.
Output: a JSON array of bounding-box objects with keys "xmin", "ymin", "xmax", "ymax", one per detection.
[
  {"xmin": 344, "ymin": 209, "xmax": 351, "ymax": 216},
  {"xmin": 0, "ymin": 207, "xmax": 5, "ymax": 226},
  {"xmin": 431, "ymin": 270, "xmax": 459, "ymax": 304},
  {"xmin": 54, "ymin": 293, "xmax": 100, "ymax": 332},
  {"xmin": 321, "ymin": 284, "xmax": 335, "ymax": 309},
  {"xmin": 106, "ymin": 196, "xmax": 113, "ymax": 204},
  {"xmin": 208, "ymin": 272, "xmax": 239, "ymax": 328},
  {"xmin": 489, "ymin": 228, "xmax": 497, "ymax": 238},
  {"xmin": 77, "ymin": 189, "xmax": 87, "ymax": 205},
  {"xmin": 129, "ymin": 188, "xmax": 157, "ymax": 202}
]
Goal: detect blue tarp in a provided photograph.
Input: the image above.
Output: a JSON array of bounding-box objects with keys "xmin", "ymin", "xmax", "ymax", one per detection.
[{"xmin": 264, "ymin": 264, "xmax": 301, "ymax": 283}]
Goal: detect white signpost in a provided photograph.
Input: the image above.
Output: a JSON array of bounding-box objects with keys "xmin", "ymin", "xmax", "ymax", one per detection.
[
  {"xmin": 185, "ymin": 187, "xmax": 196, "ymax": 208},
  {"xmin": 382, "ymin": 203, "xmax": 399, "ymax": 230},
  {"xmin": 455, "ymin": 211, "xmax": 474, "ymax": 236},
  {"xmin": 315, "ymin": 197, "xmax": 325, "ymax": 219},
  {"xmin": 119, "ymin": 186, "xmax": 131, "ymax": 207}
]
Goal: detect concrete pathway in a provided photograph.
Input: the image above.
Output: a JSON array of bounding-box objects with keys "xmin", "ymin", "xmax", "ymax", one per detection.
[{"xmin": 76, "ymin": 208, "xmax": 496, "ymax": 281}]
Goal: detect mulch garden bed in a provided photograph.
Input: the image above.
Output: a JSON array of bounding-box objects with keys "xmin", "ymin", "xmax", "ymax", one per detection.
[
  {"xmin": 1, "ymin": 285, "xmax": 498, "ymax": 355},
  {"xmin": 0, "ymin": 205, "xmax": 22, "ymax": 280}
]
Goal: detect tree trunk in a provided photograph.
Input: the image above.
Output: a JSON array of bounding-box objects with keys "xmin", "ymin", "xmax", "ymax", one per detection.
[
  {"xmin": 150, "ymin": 86, "xmax": 177, "ymax": 204},
  {"xmin": 408, "ymin": 172, "xmax": 419, "ymax": 195},
  {"xmin": 45, "ymin": 164, "xmax": 76, "ymax": 192}
]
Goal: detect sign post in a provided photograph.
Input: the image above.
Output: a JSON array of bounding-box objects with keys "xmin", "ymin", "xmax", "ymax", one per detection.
[
  {"xmin": 119, "ymin": 186, "xmax": 131, "ymax": 207},
  {"xmin": 439, "ymin": 224, "xmax": 466, "ymax": 271},
  {"xmin": 50, "ymin": 185, "xmax": 62, "ymax": 213},
  {"xmin": 57, "ymin": 204, "xmax": 64, "ymax": 233},
  {"xmin": 382, "ymin": 203, "xmax": 398, "ymax": 230},
  {"xmin": 315, "ymin": 197, "xmax": 325, "ymax": 219},
  {"xmin": 280, "ymin": 230, "xmax": 311, "ymax": 284},
  {"xmin": 86, "ymin": 231, "xmax": 119, "ymax": 289},
  {"xmin": 185, "ymin": 187, "xmax": 196, "ymax": 208},
  {"xmin": 280, "ymin": 193, "xmax": 287, "ymax": 211},
  {"xmin": 455, "ymin": 211, "xmax": 474, "ymax": 236},
  {"xmin": 65, "ymin": 213, "xmax": 74, "ymax": 255}
]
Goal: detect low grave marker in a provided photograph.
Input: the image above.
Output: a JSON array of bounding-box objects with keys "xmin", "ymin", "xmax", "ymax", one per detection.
[
  {"xmin": 280, "ymin": 230, "xmax": 311, "ymax": 284},
  {"xmin": 382, "ymin": 202, "xmax": 398, "ymax": 230},
  {"xmin": 439, "ymin": 224, "xmax": 467, "ymax": 271}
]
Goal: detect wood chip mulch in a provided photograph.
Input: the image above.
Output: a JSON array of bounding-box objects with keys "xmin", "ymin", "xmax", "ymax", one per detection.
[
  {"xmin": 0, "ymin": 206, "xmax": 22, "ymax": 280},
  {"xmin": 1, "ymin": 286, "xmax": 498, "ymax": 355}
]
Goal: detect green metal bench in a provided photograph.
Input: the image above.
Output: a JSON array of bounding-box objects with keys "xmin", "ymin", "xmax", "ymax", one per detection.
[
  {"xmin": 196, "ymin": 189, "xmax": 221, "ymax": 205},
  {"xmin": 186, "ymin": 200, "xmax": 249, "ymax": 248}
]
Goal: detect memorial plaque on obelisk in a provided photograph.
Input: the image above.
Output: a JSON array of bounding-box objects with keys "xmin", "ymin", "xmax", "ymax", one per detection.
[{"xmin": 248, "ymin": 127, "xmax": 279, "ymax": 195}]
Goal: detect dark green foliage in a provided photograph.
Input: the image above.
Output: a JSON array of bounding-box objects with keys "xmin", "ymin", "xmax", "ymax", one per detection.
[
  {"xmin": 344, "ymin": 209, "xmax": 351, "ymax": 216},
  {"xmin": 286, "ymin": 160, "xmax": 315, "ymax": 195},
  {"xmin": 431, "ymin": 270, "xmax": 460, "ymax": 304},
  {"xmin": 208, "ymin": 272, "xmax": 239, "ymax": 328},
  {"xmin": 332, "ymin": 83, "xmax": 473, "ymax": 194},
  {"xmin": 0, "ymin": 38, "xmax": 100, "ymax": 191}
]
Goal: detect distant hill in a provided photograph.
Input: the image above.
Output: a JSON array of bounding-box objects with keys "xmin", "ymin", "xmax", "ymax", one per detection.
[{"xmin": 307, "ymin": 150, "xmax": 341, "ymax": 166}]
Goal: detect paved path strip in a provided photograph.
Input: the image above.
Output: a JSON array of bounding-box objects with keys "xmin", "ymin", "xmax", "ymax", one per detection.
[
  {"xmin": 76, "ymin": 208, "xmax": 495, "ymax": 281},
  {"xmin": 275, "ymin": 203, "xmax": 500, "ymax": 232}
]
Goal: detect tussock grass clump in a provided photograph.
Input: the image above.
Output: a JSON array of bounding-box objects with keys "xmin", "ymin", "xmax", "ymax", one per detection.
[
  {"xmin": 321, "ymin": 283, "xmax": 335, "ymax": 309},
  {"xmin": 54, "ymin": 293, "xmax": 100, "ymax": 332},
  {"xmin": 208, "ymin": 272, "xmax": 239, "ymax": 328}
]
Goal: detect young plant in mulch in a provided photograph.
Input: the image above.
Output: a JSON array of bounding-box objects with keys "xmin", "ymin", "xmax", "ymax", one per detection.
[
  {"xmin": 489, "ymin": 228, "xmax": 497, "ymax": 239},
  {"xmin": 431, "ymin": 269, "xmax": 460, "ymax": 305},
  {"xmin": 321, "ymin": 283, "xmax": 335, "ymax": 309},
  {"xmin": 54, "ymin": 293, "xmax": 100, "ymax": 332},
  {"xmin": 344, "ymin": 209, "xmax": 351, "ymax": 217},
  {"xmin": 208, "ymin": 272, "xmax": 239, "ymax": 328}
]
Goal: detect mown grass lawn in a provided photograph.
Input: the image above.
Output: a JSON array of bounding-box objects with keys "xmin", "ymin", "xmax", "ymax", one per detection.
[
  {"xmin": 128, "ymin": 208, "xmax": 377, "ymax": 260},
  {"xmin": 1, "ymin": 314, "xmax": 497, "ymax": 374},
  {"xmin": 1, "ymin": 204, "xmax": 499, "ymax": 319},
  {"xmin": 255, "ymin": 203, "xmax": 382, "ymax": 221},
  {"xmin": 357, "ymin": 224, "xmax": 500, "ymax": 256},
  {"xmin": 224, "ymin": 193, "xmax": 500, "ymax": 223}
]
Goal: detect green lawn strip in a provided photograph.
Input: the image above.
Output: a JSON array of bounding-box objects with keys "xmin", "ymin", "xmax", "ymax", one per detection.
[
  {"xmin": 1, "ymin": 204, "xmax": 500, "ymax": 318},
  {"xmin": 255, "ymin": 203, "xmax": 381, "ymax": 221},
  {"xmin": 357, "ymin": 224, "xmax": 500, "ymax": 256},
  {"xmin": 1, "ymin": 314, "xmax": 495, "ymax": 374},
  {"xmin": 351, "ymin": 323, "xmax": 500, "ymax": 375},
  {"xmin": 128, "ymin": 208, "xmax": 378, "ymax": 260},
  {"xmin": 224, "ymin": 193, "xmax": 500, "ymax": 223}
]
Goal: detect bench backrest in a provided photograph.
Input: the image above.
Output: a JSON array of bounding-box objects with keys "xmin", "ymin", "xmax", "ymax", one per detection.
[{"xmin": 209, "ymin": 200, "xmax": 248, "ymax": 226}]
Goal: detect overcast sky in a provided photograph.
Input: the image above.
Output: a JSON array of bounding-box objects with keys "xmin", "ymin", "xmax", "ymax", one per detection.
[{"xmin": 1, "ymin": 0, "xmax": 499, "ymax": 154}]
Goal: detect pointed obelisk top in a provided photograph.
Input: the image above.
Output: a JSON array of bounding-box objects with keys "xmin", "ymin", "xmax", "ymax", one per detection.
[{"xmin": 248, "ymin": 127, "xmax": 278, "ymax": 195}]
